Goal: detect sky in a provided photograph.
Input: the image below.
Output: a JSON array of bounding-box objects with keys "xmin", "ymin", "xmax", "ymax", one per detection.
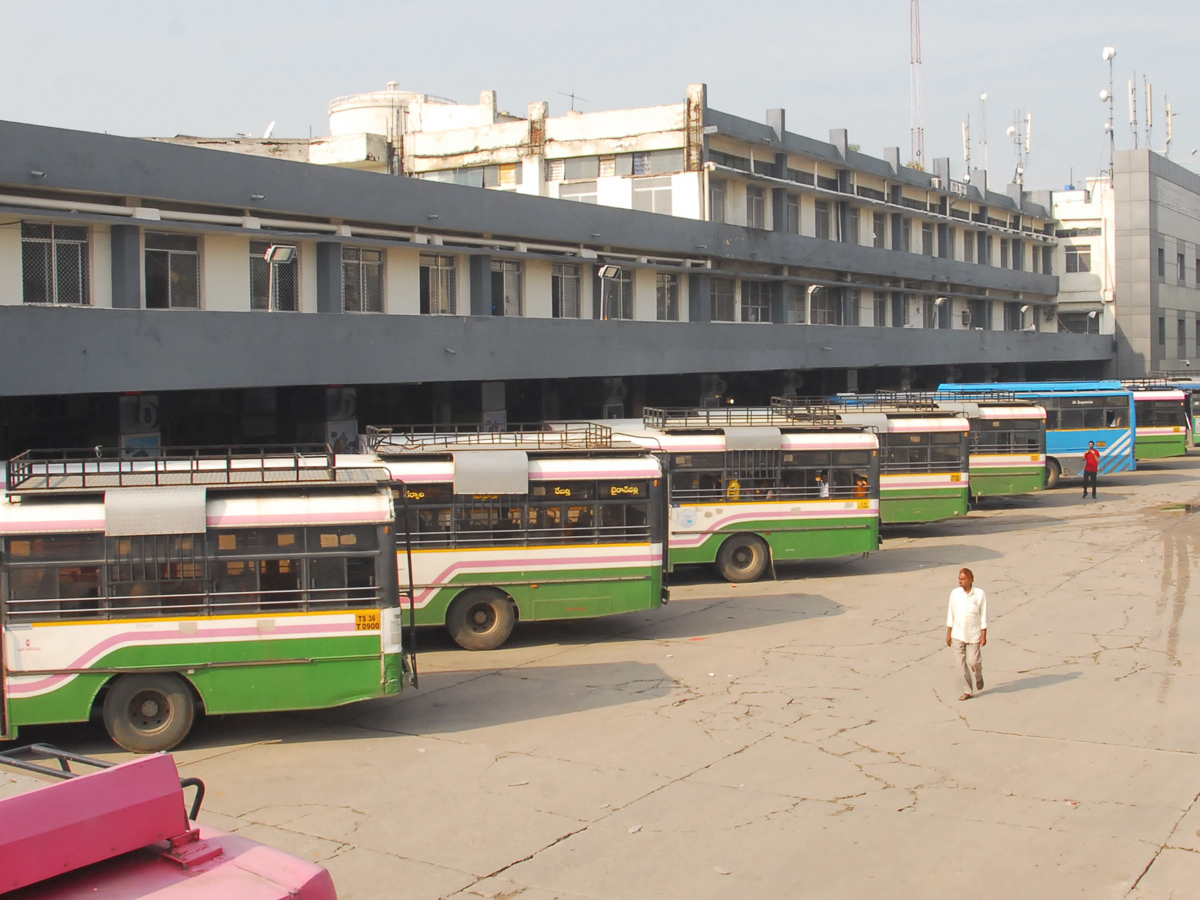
[{"xmin": 3, "ymin": 0, "xmax": 1197, "ymax": 192}]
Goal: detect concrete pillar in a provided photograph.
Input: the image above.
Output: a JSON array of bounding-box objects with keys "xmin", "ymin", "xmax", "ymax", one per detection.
[
  {"xmin": 315, "ymin": 242, "xmax": 342, "ymax": 313},
  {"xmin": 469, "ymin": 255, "xmax": 492, "ymax": 315},
  {"xmin": 689, "ymin": 273, "xmax": 713, "ymax": 323},
  {"xmin": 110, "ymin": 224, "xmax": 141, "ymax": 309}
]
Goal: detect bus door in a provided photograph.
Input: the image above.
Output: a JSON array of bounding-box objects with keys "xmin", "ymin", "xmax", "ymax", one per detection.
[
  {"xmin": 655, "ymin": 454, "xmax": 671, "ymax": 596},
  {"xmin": 0, "ymin": 547, "xmax": 8, "ymax": 739}
]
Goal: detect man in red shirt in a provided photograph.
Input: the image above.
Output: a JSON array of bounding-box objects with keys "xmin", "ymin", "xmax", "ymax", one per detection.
[{"xmin": 1082, "ymin": 441, "xmax": 1100, "ymax": 499}]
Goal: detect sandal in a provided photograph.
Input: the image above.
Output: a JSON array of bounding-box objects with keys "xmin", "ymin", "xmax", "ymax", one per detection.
[{"xmin": 958, "ymin": 693, "xmax": 972, "ymax": 701}]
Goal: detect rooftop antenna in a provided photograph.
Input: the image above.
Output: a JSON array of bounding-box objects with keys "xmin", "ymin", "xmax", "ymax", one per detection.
[
  {"xmin": 1164, "ymin": 96, "xmax": 1176, "ymax": 158},
  {"xmin": 1006, "ymin": 110, "xmax": 1031, "ymax": 185},
  {"xmin": 557, "ymin": 88, "xmax": 588, "ymax": 112},
  {"xmin": 1128, "ymin": 72, "xmax": 1139, "ymax": 149},
  {"xmin": 979, "ymin": 92, "xmax": 990, "ymax": 177},
  {"xmin": 1101, "ymin": 47, "xmax": 1116, "ymax": 177},
  {"xmin": 262, "ymin": 120, "xmax": 276, "ymax": 140},
  {"xmin": 1145, "ymin": 76, "xmax": 1153, "ymax": 149},
  {"xmin": 962, "ymin": 116, "xmax": 971, "ymax": 180},
  {"xmin": 910, "ymin": 0, "xmax": 925, "ymax": 170}
]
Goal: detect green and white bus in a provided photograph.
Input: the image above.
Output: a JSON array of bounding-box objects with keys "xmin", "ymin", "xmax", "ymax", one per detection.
[
  {"xmin": 788, "ymin": 398, "xmax": 970, "ymax": 525},
  {"xmin": 1126, "ymin": 386, "xmax": 1189, "ymax": 460},
  {"xmin": 359, "ymin": 422, "xmax": 666, "ymax": 650},
  {"xmin": 870, "ymin": 391, "xmax": 1047, "ymax": 498},
  {"xmin": 601, "ymin": 407, "xmax": 880, "ymax": 583},
  {"xmin": 1, "ymin": 446, "xmax": 411, "ymax": 753}
]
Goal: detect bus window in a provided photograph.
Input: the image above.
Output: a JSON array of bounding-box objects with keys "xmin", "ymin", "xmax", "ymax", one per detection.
[
  {"xmin": 259, "ymin": 558, "xmax": 303, "ymax": 611},
  {"xmin": 929, "ymin": 432, "xmax": 963, "ymax": 466},
  {"xmin": 567, "ymin": 505, "xmax": 596, "ymax": 540},
  {"xmin": 213, "ymin": 559, "xmax": 259, "ymax": 610}
]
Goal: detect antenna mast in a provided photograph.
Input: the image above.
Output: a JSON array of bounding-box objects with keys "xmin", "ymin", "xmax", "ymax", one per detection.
[
  {"xmin": 980, "ymin": 93, "xmax": 990, "ymax": 177},
  {"xmin": 1145, "ymin": 77, "xmax": 1153, "ymax": 149},
  {"xmin": 1129, "ymin": 72, "xmax": 1139, "ymax": 149},
  {"xmin": 910, "ymin": 0, "xmax": 925, "ymax": 170},
  {"xmin": 1101, "ymin": 47, "xmax": 1116, "ymax": 177}
]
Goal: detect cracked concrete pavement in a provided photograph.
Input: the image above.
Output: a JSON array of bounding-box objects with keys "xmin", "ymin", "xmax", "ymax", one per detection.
[{"xmin": 7, "ymin": 457, "xmax": 1200, "ymax": 899}]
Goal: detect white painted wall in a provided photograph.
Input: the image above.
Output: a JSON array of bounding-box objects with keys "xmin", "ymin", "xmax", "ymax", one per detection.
[
  {"xmin": 634, "ymin": 268, "xmax": 656, "ymax": 321},
  {"xmin": 90, "ymin": 225, "xmax": 112, "ymax": 308},
  {"xmin": 386, "ymin": 246, "xmax": 421, "ymax": 315},
  {"xmin": 202, "ymin": 234, "xmax": 250, "ymax": 312},
  {"xmin": 0, "ymin": 223, "xmax": 20, "ymax": 306},
  {"xmin": 299, "ymin": 240, "xmax": 318, "ymax": 313}
]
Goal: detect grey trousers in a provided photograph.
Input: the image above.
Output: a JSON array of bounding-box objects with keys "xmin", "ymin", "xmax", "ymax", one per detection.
[{"xmin": 951, "ymin": 639, "xmax": 983, "ymax": 694}]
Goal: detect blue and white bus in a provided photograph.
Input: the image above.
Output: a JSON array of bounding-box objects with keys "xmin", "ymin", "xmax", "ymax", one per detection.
[{"xmin": 939, "ymin": 381, "xmax": 1135, "ymax": 488}]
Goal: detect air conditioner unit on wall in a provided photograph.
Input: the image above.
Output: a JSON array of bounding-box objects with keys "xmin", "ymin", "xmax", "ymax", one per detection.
[{"xmin": 962, "ymin": 310, "xmax": 972, "ymax": 327}]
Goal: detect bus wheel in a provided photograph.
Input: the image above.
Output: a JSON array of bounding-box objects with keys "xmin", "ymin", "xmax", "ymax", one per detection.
[
  {"xmin": 1045, "ymin": 458, "xmax": 1061, "ymax": 489},
  {"xmin": 447, "ymin": 589, "xmax": 516, "ymax": 651},
  {"xmin": 102, "ymin": 673, "xmax": 196, "ymax": 753},
  {"xmin": 715, "ymin": 534, "xmax": 770, "ymax": 583}
]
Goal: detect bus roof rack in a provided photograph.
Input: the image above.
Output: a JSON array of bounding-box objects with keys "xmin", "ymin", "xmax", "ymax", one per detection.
[
  {"xmin": 1122, "ymin": 377, "xmax": 1179, "ymax": 389},
  {"xmin": 644, "ymin": 404, "xmax": 841, "ymax": 430},
  {"xmin": 367, "ymin": 422, "xmax": 613, "ymax": 455},
  {"xmin": 3, "ymin": 445, "xmax": 370, "ymax": 495}
]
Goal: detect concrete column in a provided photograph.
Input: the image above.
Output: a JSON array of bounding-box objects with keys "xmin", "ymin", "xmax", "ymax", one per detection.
[
  {"xmin": 689, "ymin": 273, "xmax": 713, "ymax": 323},
  {"xmin": 770, "ymin": 282, "xmax": 786, "ymax": 324},
  {"xmin": 110, "ymin": 224, "xmax": 141, "ymax": 309},
  {"xmin": 315, "ymin": 242, "xmax": 342, "ymax": 313},
  {"xmin": 771, "ymin": 188, "xmax": 788, "ymax": 233},
  {"xmin": 469, "ymin": 255, "xmax": 492, "ymax": 315}
]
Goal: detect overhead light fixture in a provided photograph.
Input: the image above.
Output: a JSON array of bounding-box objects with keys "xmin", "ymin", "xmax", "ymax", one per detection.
[
  {"xmin": 1020, "ymin": 304, "xmax": 1032, "ymax": 314},
  {"xmin": 934, "ymin": 296, "xmax": 947, "ymax": 306},
  {"xmin": 597, "ymin": 264, "xmax": 621, "ymax": 279},
  {"xmin": 263, "ymin": 244, "xmax": 297, "ymax": 264}
]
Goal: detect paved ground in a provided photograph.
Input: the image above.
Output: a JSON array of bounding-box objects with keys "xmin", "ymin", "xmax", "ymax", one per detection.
[{"xmin": 6, "ymin": 457, "xmax": 1200, "ymax": 899}]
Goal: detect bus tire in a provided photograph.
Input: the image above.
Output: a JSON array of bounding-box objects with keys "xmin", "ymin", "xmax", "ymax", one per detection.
[
  {"xmin": 1045, "ymin": 458, "xmax": 1061, "ymax": 489},
  {"xmin": 102, "ymin": 673, "xmax": 196, "ymax": 753},
  {"xmin": 715, "ymin": 534, "xmax": 770, "ymax": 583},
  {"xmin": 447, "ymin": 589, "xmax": 516, "ymax": 651}
]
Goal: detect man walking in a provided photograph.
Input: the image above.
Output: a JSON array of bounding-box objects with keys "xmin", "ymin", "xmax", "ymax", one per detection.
[
  {"xmin": 945, "ymin": 567, "xmax": 987, "ymax": 701},
  {"xmin": 1082, "ymin": 441, "xmax": 1100, "ymax": 499}
]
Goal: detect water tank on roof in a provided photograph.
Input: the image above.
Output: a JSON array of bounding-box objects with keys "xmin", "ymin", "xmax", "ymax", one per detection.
[{"xmin": 328, "ymin": 83, "xmax": 457, "ymax": 138}]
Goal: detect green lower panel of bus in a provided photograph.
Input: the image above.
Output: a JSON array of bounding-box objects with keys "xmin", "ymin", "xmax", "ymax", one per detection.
[
  {"xmin": 880, "ymin": 489, "xmax": 970, "ymax": 524},
  {"xmin": 668, "ymin": 517, "xmax": 879, "ymax": 569},
  {"xmin": 968, "ymin": 468, "xmax": 1046, "ymax": 497},
  {"xmin": 414, "ymin": 564, "xmax": 662, "ymax": 627},
  {"xmin": 1135, "ymin": 434, "xmax": 1188, "ymax": 460},
  {"xmin": 7, "ymin": 634, "xmax": 395, "ymax": 728}
]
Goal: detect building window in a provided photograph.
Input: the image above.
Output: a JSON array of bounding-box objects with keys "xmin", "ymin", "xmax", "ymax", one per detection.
[
  {"xmin": 787, "ymin": 195, "xmax": 800, "ymax": 234},
  {"xmin": 603, "ymin": 269, "xmax": 634, "ymax": 320},
  {"xmin": 563, "ymin": 156, "xmax": 600, "ymax": 180},
  {"xmin": 1179, "ymin": 318, "xmax": 1187, "ymax": 358},
  {"xmin": 419, "ymin": 254, "xmax": 456, "ymax": 315},
  {"xmin": 963, "ymin": 231, "xmax": 974, "ymax": 264},
  {"xmin": 746, "ymin": 187, "xmax": 766, "ymax": 229},
  {"xmin": 1000, "ymin": 239, "xmax": 1009, "ymax": 269},
  {"xmin": 847, "ymin": 207, "xmax": 860, "ymax": 245},
  {"xmin": 1064, "ymin": 245, "xmax": 1091, "ymax": 273},
  {"xmin": 902, "ymin": 217, "xmax": 913, "ymax": 252},
  {"xmin": 546, "ymin": 159, "xmax": 565, "ymax": 181},
  {"xmin": 811, "ymin": 288, "xmax": 842, "ymax": 325},
  {"xmin": 874, "ymin": 292, "xmax": 888, "ymax": 326},
  {"xmin": 632, "ymin": 176, "xmax": 673, "ymax": 215},
  {"xmin": 341, "ymin": 247, "xmax": 384, "ymax": 313},
  {"xmin": 560, "ymin": 181, "xmax": 598, "ymax": 204},
  {"xmin": 1179, "ymin": 253, "xmax": 1187, "ymax": 284},
  {"xmin": 921, "ymin": 222, "xmax": 934, "ymax": 256},
  {"xmin": 551, "ymin": 264, "xmax": 581, "ymax": 318},
  {"xmin": 1159, "ymin": 316, "xmax": 1166, "ymax": 345},
  {"xmin": 788, "ymin": 284, "xmax": 807, "ymax": 324},
  {"xmin": 490, "ymin": 259, "xmax": 523, "ymax": 316},
  {"xmin": 710, "ymin": 179, "xmax": 726, "ymax": 223},
  {"xmin": 846, "ymin": 289, "xmax": 861, "ymax": 326},
  {"xmin": 250, "ymin": 242, "xmax": 298, "ymax": 311},
  {"xmin": 1032, "ymin": 242, "xmax": 1040, "ymax": 273},
  {"xmin": 1013, "ymin": 240, "xmax": 1024, "ymax": 271},
  {"xmin": 145, "ymin": 233, "xmax": 199, "ymax": 309},
  {"xmin": 967, "ymin": 298, "xmax": 991, "ymax": 330},
  {"xmin": 814, "ymin": 202, "xmax": 831, "ymax": 240},
  {"xmin": 1057, "ymin": 312, "xmax": 1098, "ymax": 334},
  {"xmin": 873, "ymin": 212, "xmax": 886, "ymax": 249},
  {"xmin": 656, "ymin": 273, "xmax": 680, "ymax": 321},
  {"xmin": 712, "ymin": 278, "xmax": 736, "ymax": 322},
  {"xmin": 21, "ymin": 223, "xmax": 89, "ymax": 305},
  {"xmin": 632, "ymin": 149, "xmax": 684, "ymax": 175},
  {"xmin": 1004, "ymin": 302, "xmax": 1023, "ymax": 331},
  {"xmin": 891, "ymin": 292, "xmax": 908, "ymax": 328},
  {"xmin": 1042, "ymin": 245, "xmax": 1053, "ymax": 275},
  {"xmin": 741, "ymin": 281, "xmax": 771, "ymax": 323},
  {"xmin": 1158, "ymin": 248, "xmax": 1166, "ymax": 278}
]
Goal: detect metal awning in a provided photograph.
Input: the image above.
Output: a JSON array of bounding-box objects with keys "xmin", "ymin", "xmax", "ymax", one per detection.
[
  {"xmin": 105, "ymin": 487, "xmax": 207, "ymax": 536},
  {"xmin": 836, "ymin": 413, "xmax": 890, "ymax": 431},
  {"xmin": 722, "ymin": 427, "xmax": 783, "ymax": 451},
  {"xmin": 452, "ymin": 451, "xmax": 529, "ymax": 495}
]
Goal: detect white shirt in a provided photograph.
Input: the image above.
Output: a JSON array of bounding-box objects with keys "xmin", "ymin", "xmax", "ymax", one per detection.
[{"xmin": 946, "ymin": 586, "xmax": 988, "ymax": 643}]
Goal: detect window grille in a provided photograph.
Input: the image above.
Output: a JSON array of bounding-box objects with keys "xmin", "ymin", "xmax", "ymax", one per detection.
[
  {"xmin": 21, "ymin": 223, "xmax": 89, "ymax": 305},
  {"xmin": 746, "ymin": 188, "xmax": 766, "ymax": 229},
  {"xmin": 604, "ymin": 269, "xmax": 634, "ymax": 320},
  {"xmin": 632, "ymin": 176, "xmax": 673, "ymax": 215},
  {"xmin": 552, "ymin": 264, "xmax": 581, "ymax": 318},
  {"xmin": 490, "ymin": 259, "xmax": 523, "ymax": 316},
  {"xmin": 419, "ymin": 253, "xmax": 456, "ymax": 315},
  {"xmin": 741, "ymin": 281, "xmax": 771, "ymax": 323},
  {"xmin": 657, "ymin": 273, "xmax": 680, "ymax": 321},
  {"xmin": 814, "ymin": 202, "xmax": 831, "ymax": 240},
  {"xmin": 249, "ymin": 241, "xmax": 298, "ymax": 311},
  {"xmin": 789, "ymin": 284, "xmax": 807, "ymax": 324},
  {"xmin": 711, "ymin": 278, "xmax": 736, "ymax": 322},
  {"xmin": 710, "ymin": 179, "xmax": 726, "ymax": 223},
  {"xmin": 343, "ymin": 247, "xmax": 384, "ymax": 312}
]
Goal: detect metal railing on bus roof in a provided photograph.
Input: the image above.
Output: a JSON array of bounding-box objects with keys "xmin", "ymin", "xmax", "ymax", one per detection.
[
  {"xmin": 6, "ymin": 444, "xmax": 342, "ymax": 494},
  {"xmin": 1123, "ymin": 377, "xmax": 1180, "ymax": 390},
  {"xmin": 366, "ymin": 422, "xmax": 613, "ymax": 455},
  {"xmin": 876, "ymin": 389, "xmax": 1020, "ymax": 403},
  {"xmin": 643, "ymin": 404, "xmax": 840, "ymax": 430}
]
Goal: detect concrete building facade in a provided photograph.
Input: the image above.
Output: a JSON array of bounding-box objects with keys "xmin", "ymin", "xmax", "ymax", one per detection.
[{"xmin": 0, "ymin": 115, "xmax": 1108, "ymax": 457}]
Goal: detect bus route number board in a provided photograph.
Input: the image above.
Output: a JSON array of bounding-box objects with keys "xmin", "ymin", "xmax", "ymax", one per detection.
[{"xmin": 355, "ymin": 610, "xmax": 382, "ymax": 631}]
